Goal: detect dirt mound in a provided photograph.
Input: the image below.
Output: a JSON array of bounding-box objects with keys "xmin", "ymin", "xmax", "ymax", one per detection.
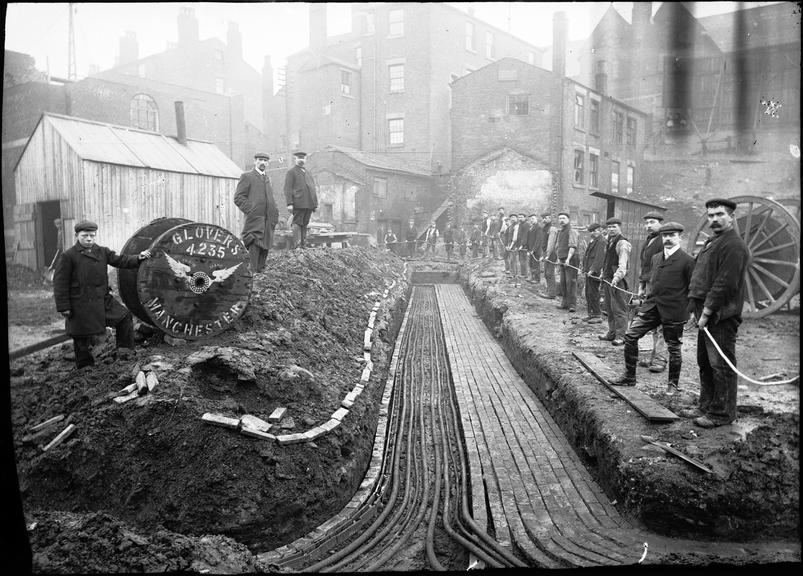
[{"xmin": 12, "ymin": 247, "xmax": 408, "ymax": 572}]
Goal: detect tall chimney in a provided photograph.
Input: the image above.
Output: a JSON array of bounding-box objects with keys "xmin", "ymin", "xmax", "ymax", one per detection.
[
  {"xmin": 177, "ymin": 6, "xmax": 199, "ymax": 47},
  {"xmin": 175, "ymin": 101, "xmax": 187, "ymax": 145},
  {"xmin": 309, "ymin": 4, "xmax": 327, "ymax": 49},
  {"xmin": 227, "ymin": 21, "xmax": 242, "ymax": 62},
  {"xmin": 632, "ymin": 2, "xmax": 652, "ymax": 38},
  {"xmin": 118, "ymin": 30, "xmax": 139, "ymax": 66},
  {"xmin": 594, "ymin": 60, "xmax": 608, "ymax": 95},
  {"xmin": 552, "ymin": 11, "xmax": 567, "ymax": 77}
]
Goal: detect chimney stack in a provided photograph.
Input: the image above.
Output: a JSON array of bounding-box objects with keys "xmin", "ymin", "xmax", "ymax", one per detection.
[
  {"xmin": 309, "ymin": 4, "xmax": 327, "ymax": 50},
  {"xmin": 118, "ymin": 30, "xmax": 139, "ymax": 66},
  {"xmin": 594, "ymin": 60, "xmax": 608, "ymax": 95},
  {"xmin": 175, "ymin": 101, "xmax": 187, "ymax": 145},
  {"xmin": 552, "ymin": 11, "xmax": 568, "ymax": 77},
  {"xmin": 632, "ymin": 2, "xmax": 652, "ymax": 38},
  {"xmin": 177, "ymin": 6, "xmax": 199, "ymax": 47},
  {"xmin": 227, "ymin": 21, "xmax": 242, "ymax": 62}
]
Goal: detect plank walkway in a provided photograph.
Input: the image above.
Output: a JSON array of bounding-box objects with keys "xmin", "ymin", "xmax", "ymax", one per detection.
[{"xmin": 437, "ymin": 284, "xmax": 648, "ymax": 567}]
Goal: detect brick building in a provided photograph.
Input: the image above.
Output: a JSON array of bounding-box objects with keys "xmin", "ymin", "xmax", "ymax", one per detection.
[{"xmin": 450, "ymin": 13, "xmax": 649, "ymax": 227}]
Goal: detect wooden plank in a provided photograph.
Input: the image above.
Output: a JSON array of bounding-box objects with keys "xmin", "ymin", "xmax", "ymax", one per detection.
[
  {"xmin": 572, "ymin": 351, "xmax": 679, "ymax": 422},
  {"xmin": 640, "ymin": 435, "xmax": 714, "ymax": 474},
  {"xmin": 9, "ymin": 333, "xmax": 71, "ymax": 361}
]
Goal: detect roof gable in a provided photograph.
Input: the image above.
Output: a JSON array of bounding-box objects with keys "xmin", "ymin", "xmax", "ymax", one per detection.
[
  {"xmin": 698, "ymin": 2, "xmax": 801, "ymax": 52},
  {"xmin": 326, "ymin": 145, "xmax": 432, "ymax": 177}
]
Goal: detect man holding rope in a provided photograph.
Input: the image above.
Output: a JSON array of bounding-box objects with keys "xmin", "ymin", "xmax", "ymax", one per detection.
[
  {"xmin": 612, "ymin": 222, "xmax": 695, "ymax": 394},
  {"xmin": 555, "ymin": 211, "xmax": 579, "ymax": 313},
  {"xmin": 637, "ymin": 211, "xmax": 669, "ymax": 373},
  {"xmin": 598, "ymin": 217, "xmax": 632, "ymax": 346},
  {"xmin": 687, "ymin": 198, "xmax": 750, "ymax": 428}
]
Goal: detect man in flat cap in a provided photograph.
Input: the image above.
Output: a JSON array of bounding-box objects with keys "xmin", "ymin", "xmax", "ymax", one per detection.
[
  {"xmin": 284, "ymin": 151, "xmax": 319, "ymax": 249},
  {"xmin": 53, "ymin": 220, "xmax": 151, "ymax": 369},
  {"xmin": 687, "ymin": 198, "xmax": 749, "ymax": 428},
  {"xmin": 235, "ymin": 152, "xmax": 279, "ymax": 272},
  {"xmin": 555, "ymin": 211, "xmax": 579, "ymax": 312},
  {"xmin": 637, "ymin": 210, "xmax": 668, "ymax": 373},
  {"xmin": 582, "ymin": 222, "xmax": 605, "ymax": 323},
  {"xmin": 612, "ymin": 222, "xmax": 695, "ymax": 394},
  {"xmin": 525, "ymin": 213, "xmax": 543, "ymax": 284},
  {"xmin": 598, "ymin": 217, "xmax": 632, "ymax": 345},
  {"xmin": 539, "ymin": 211, "xmax": 559, "ymax": 299}
]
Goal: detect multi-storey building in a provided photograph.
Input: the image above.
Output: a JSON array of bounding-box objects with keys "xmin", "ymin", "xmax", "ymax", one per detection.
[{"xmin": 274, "ymin": 3, "xmax": 546, "ymax": 173}]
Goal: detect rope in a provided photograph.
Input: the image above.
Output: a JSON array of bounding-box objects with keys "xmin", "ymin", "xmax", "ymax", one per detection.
[
  {"xmin": 701, "ymin": 326, "xmax": 800, "ymax": 386},
  {"xmin": 541, "ymin": 256, "xmax": 639, "ymax": 298}
]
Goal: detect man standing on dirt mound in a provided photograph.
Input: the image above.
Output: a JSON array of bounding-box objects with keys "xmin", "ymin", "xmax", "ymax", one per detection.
[
  {"xmin": 234, "ymin": 152, "xmax": 279, "ymax": 272},
  {"xmin": 284, "ymin": 151, "xmax": 318, "ymax": 249},
  {"xmin": 687, "ymin": 198, "xmax": 750, "ymax": 428},
  {"xmin": 53, "ymin": 220, "xmax": 151, "ymax": 369}
]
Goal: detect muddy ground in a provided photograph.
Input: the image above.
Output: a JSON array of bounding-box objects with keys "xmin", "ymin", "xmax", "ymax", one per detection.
[{"xmin": 6, "ymin": 250, "xmax": 800, "ymax": 573}]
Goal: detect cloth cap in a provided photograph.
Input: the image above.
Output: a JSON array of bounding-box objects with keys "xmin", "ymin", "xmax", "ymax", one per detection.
[
  {"xmin": 659, "ymin": 221, "xmax": 684, "ymax": 234},
  {"xmin": 705, "ymin": 197, "xmax": 737, "ymax": 211},
  {"xmin": 540, "ymin": 211, "xmax": 551, "ymax": 217},
  {"xmin": 293, "ymin": 151, "xmax": 307, "ymax": 158},
  {"xmin": 605, "ymin": 217, "xmax": 622, "ymax": 226},
  {"xmin": 587, "ymin": 222, "xmax": 602, "ymax": 231},
  {"xmin": 74, "ymin": 220, "xmax": 98, "ymax": 233},
  {"xmin": 642, "ymin": 211, "xmax": 664, "ymax": 221},
  {"xmin": 557, "ymin": 211, "xmax": 570, "ymax": 218},
  {"xmin": 254, "ymin": 152, "xmax": 270, "ymax": 160}
]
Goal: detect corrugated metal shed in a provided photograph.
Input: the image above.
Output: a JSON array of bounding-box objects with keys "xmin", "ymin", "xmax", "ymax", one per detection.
[{"xmin": 34, "ymin": 113, "xmax": 241, "ymax": 178}]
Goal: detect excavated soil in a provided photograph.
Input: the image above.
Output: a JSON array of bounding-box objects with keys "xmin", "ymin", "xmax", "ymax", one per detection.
[{"xmin": 9, "ymin": 247, "xmax": 408, "ymax": 573}]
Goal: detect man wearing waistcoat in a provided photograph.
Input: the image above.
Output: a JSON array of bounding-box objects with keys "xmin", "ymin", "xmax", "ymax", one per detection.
[
  {"xmin": 526, "ymin": 213, "xmax": 543, "ymax": 284},
  {"xmin": 555, "ymin": 211, "xmax": 580, "ymax": 313},
  {"xmin": 235, "ymin": 152, "xmax": 279, "ymax": 272},
  {"xmin": 283, "ymin": 151, "xmax": 318, "ymax": 249},
  {"xmin": 612, "ymin": 222, "xmax": 695, "ymax": 394},
  {"xmin": 638, "ymin": 211, "xmax": 668, "ymax": 372},
  {"xmin": 598, "ymin": 218, "xmax": 632, "ymax": 345}
]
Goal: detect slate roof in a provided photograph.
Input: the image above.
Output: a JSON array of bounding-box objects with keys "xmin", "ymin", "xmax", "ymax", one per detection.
[{"xmin": 326, "ymin": 145, "xmax": 433, "ymax": 176}]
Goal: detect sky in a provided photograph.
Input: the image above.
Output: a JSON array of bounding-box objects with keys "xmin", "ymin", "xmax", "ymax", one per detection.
[{"xmin": 4, "ymin": 2, "xmax": 784, "ymax": 87}]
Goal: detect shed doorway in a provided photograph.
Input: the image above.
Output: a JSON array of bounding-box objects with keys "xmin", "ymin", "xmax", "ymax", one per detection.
[{"xmin": 36, "ymin": 200, "xmax": 62, "ymax": 270}]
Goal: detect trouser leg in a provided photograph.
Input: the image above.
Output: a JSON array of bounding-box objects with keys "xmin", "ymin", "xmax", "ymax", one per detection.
[
  {"xmin": 518, "ymin": 252, "xmax": 528, "ymax": 277},
  {"xmin": 661, "ymin": 321, "xmax": 685, "ymax": 386},
  {"xmin": 73, "ymin": 337, "xmax": 94, "ymax": 368},
  {"xmin": 624, "ymin": 308, "xmax": 660, "ymax": 377},
  {"xmin": 701, "ymin": 318, "xmax": 739, "ymax": 423},
  {"xmin": 563, "ymin": 264, "xmax": 577, "ymax": 309},
  {"xmin": 610, "ymin": 285, "xmax": 629, "ymax": 338},
  {"xmin": 544, "ymin": 260, "xmax": 556, "ymax": 296},
  {"xmin": 585, "ymin": 277, "xmax": 601, "ymax": 316},
  {"xmin": 652, "ymin": 326, "xmax": 667, "ymax": 363},
  {"xmin": 247, "ymin": 242, "xmax": 261, "ymax": 271}
]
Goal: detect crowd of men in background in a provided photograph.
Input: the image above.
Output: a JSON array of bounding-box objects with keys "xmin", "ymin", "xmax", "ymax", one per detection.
[{"xmin": 380, "ymin": 198, "xmax": 750, "ymax": 429}]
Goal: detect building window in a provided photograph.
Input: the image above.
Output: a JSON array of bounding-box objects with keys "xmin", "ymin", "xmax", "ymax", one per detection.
[
  {"xmin": 388, "ymin": 116, "xmax": 404, "ymax": 145},
  {"xmin": 589, "ymin": 153, "xmax": 599, "ymax": 188},
  {"xmin": 590, "ymin": 99, "xmax": 600, "ymax": 134},
  {"xmin": 389, "ymin": 63, "xmax": 404, "ymax": 92},
  {"xmin": 573, "ymin": 149, "xmax": 584, "ymax": 185},
  {"xmin": 611, "ymin": 160, "xmax": 620, "ymax": 193},
  {"xmin": 374, "ymin": 177, "xmax": 387, "ymax": 199},
  {"xmin": 465, "ymin": 21, "xmax": 475, "ymax": 51},
  {"xmin": 574, "ymin": 93, "xmax": 585, "ymax": 130},
  {"xmin": 626, "ymin": 117, "xmax": 637, "ymax": 146},
  {"xmin": 612, "ymin": 111, "xmax": 624, "ymax": 145},
  {"xmin": 626, "ymin": 164, "xmax": 634, "ymax": 194},
  {"xmin": 485, "ymin": 31, "xmax": 494, "ymax": 59},
  {"xmin": 356, "ymin": 47, "xmax": 362, "ymax": 67},
  {"xmin": 215, "ymin": 77, "xmax": 225, "ymax": 94},
  {"xmin": 508, "ymin": 93, "xmax": 529, "ymax": 115},
  {"xmin": 341, "ymin": 70, "xmax": 352, "ymax": 96},
  {"xmin": 388, "ymin": 9, "xmax": 404, "ymax": 36},
  {"xmin": 130, "ymin": 94, "xmax": 159, "ymax": 131}
]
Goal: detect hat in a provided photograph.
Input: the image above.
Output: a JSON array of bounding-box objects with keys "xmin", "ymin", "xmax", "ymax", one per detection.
[
  {"xmin": 642, "ymin": 211, "xmax": 664, "ymax": 221},
  {"xmin": 659, "ymin": 221, "xmax": 684, "ymax": 234},
  {"xmin": 528, "ymin": 213, "xmax": 537, "ymax": 218},
  {"xmin": 588, "ymin": 222, "xmax": 601, "ymax": 231},
  {"xmin": 74, "ymin": 220, "xmax": 98, "ymax": 233},
  {"xmin": 254, "ymin": 152, "xmax": 270, "ymax": 160},
  {"xmin": 557, "ymin": 210, "xmax": 570, "ymax": 218},
  {"xmin": 605, "ymin": 217, "xmax": 622, "ymax": 226},
  {"xmin": 705, "ymin": 197, "xmax": 737, "ymax": 211},
  {"xmin": 540, "ymin": 211, "xmax": 551, "ymax": 217},
  {"xmin": 293, "ymin": 151, "xmax": 307, "ymax": 158},
  {"xmin": 518, "ymin": 213, "xmax": 526, "ymax": 218}
]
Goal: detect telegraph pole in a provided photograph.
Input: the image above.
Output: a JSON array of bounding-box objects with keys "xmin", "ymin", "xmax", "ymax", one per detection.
[{"xmin": 67, "ymin": 3, "xmax": 77, "ymax": 80}]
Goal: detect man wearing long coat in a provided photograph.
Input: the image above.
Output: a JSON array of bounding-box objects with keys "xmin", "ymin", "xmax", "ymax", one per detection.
[
  {"xmin": 53, "ymin": 220, "xmax": 151, "ymax": 368},
  {"xmin": 283, "ymin": 151, "xmax": 318, "ymax": 249},
  {"xmin": 235, "ymin": 152, "xmax": 279, "ymax": 271}
]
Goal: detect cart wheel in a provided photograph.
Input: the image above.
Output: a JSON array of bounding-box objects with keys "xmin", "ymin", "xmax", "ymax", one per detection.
[{"xmin": 688, "ymin": 195, "xmax": 800, "ymax": 318}]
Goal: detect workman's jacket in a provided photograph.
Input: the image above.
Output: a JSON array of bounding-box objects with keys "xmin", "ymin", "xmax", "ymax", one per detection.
[
  {"xmin": 544, "ymin": 225, "xmax": 559, "ymax": 260},
  {"xmin": 53, "ymin": 242, "xmax": 141, "ymax": 337},
  {"xmin": 639, "ymin": 231, "xmax": 664, "ymax": 285},
  {"xmin": 384, "ymin": 232, "xmax": 397, "ymax": 245},
  {"xmin": 469, "ymin": 228, "xmax": 482, "ymax": 245},
  {"xmin": 526, "ymin": 222, "xmax": 543, "ymax": 257},
  {"xmin": 687, "ymin": 227, "xmax": 749, "ymax": 323},
  {"xmin": 443, "ymin": 227, "xmax": 454, "ymax": 246},
  {"xmin": 425, "ymin": 226, "xmax": 439, "ymax": 245},
  {"xmin": 641, "ymin": 248, "xmax": 696, "ymax": 322},
  {"xmin": 404, "ymin": 225, "xmax": 418, "ymax": 242},
  {"xmin": 582, "ymin": 234, "xmax": 606, "ymax": 275},
  {"xmin": 515, "ymin": 221, "xmax": 529, "ymax": 250},
  {"xmin": 283, "ymin": 164, "xmax": 318, "ymax": 211},
  {"xmin": 234, "ymin": 169, "xmax": 279, "ymax": 248}
]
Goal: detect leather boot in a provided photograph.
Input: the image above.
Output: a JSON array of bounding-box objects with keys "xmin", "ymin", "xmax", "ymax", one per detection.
[
  {"xmin": 612, "ymin": 342, "xmax": 638, "ymax": 386},
  {"xmin": 292, "ymin": 224, "xmax": 302, "ymax": 249}
]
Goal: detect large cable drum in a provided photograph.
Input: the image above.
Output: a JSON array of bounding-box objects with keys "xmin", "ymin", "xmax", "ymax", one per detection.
[{"xmin": 118, "ymin": 218, "xmax": 252, "ymax": 339}]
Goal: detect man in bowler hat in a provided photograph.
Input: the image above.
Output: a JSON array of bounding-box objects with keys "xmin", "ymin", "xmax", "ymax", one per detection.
[
  {"xmin": 234, "ymin": 152, "xmax": 279, "ymax": 272},
  {"xmin": 283, "ymin": 151, "xmax": 319, "ymax": 249}
]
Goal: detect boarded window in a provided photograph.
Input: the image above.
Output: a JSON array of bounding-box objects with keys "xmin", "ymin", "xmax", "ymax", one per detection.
[
  {"xmin": 130, "ymin": 94, "xmax": 159, "ymax": 131},
  {"xmin": 626, "ymin": 117, "xmax": 637, "ymax": 146},
  {"xmin": 612, "ymin": 111, "xmax": 624, "ymax": 145}
]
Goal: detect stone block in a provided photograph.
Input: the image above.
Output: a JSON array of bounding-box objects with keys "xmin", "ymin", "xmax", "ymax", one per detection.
[
  {"xmin": 240, "ymin": 426, "xmax": 276, "ymax": 442},
  {"xmin": 332, "ymin": 407, "xmax": 349, "ymax": 422},
  {"xmin": 268, "ymin": 407, "xmax": 287, "ymax": 423},
  {"xmin": 201, "ymin": 413, "xmax": 240, "ymax": 429},
  {"xmin": 241, "ymin": 414, "xmax": 272, "ymax": 432},
  {"xmin": 320, "ymin": 419, "xmax": 339, "ymax": 432},
  {"xmin": 341, "ymin": 398, "xmax": 354, "ymax": 409},
  {"xmin": 361, "ymin": 367, "xmax": 371, "ymax": 382},
  {"xmin": 276, "ymin": 433, "xmax": 306, "ymax": 445}
]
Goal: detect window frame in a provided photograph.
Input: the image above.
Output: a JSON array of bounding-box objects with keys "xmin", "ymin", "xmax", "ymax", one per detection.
[
  {"xmin": 626, "ymin": 164, "xmax": 635, "ymax": 194},
  {"xmin": 465, "ymin": 21, "xmax": 476, "ymax": 52},
  {"xmin": 388, "ymin": 8, "xmax": 404, "ymax": 37},
  {"xmin": 387, "ymin": 116, "xmax": 404, "ymax": 146},
  {"xmin": 611, "ymin": 160, "xmax": 620, "ymax": 193},
  {"xmin": 612, "ymin": 111, "xmax": 624, "ymax": 145},
  {"xmin": 130, "ymin": 93, "xmax": 159, "ymax": 131},
  {"xmin": 389, "ymin": 63, "xmax": 405, "ymax": 93},
  {"xmin": 589, "ymin": 152, "xmax": 599, "ymax": 189},
  {"xmin": 507, "ymin": 93, "xmax": 529, "ymax": 116},
  {"xmin": 590, "ymin": 98, "xmax": 600, "ymax": 134},
  {"xmin": 573, "ymin": 149, "xmax": 584, "ymax": 185},
  {"xmin": 574, "ymin": 92, "xmax": 585, "ymax": 130},
  {"xmin": 626, "ymin": 116, "xmax": 637, "ymax": 146},
  {"xmin": 340, "ymin": 69, "xmax": 353, "ymax": 96},
  {"xmin": 373, "ymin": 177, "xmax": 388, "ymax": 199},
  {"xmin": 485, "ymin": 31, "xmax": 495, "ymax": 59}
]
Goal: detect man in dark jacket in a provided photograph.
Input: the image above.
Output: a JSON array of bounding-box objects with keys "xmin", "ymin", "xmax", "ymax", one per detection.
[
  {"xmin": 404, "ymin": 219, "xmax": 418, "ymax": 258},
  {"xmin": 525, "ymin": 214, "xmax": 542, "ymax": 283},
  {"xmin": 455, "ymin": 224, "xmax": 467, "ymax": 258},
  {"xmin": 582, "ymin": 222, "xmax": 605, "ymax": 323},
  {"xmin": 53, "ymin": 220, "xmax": 151, "ymax": 368},
  {"xmin": 687, "ymin": 198, "xmax": 750, "ymax": 428},
  {"xmin": 539, "ymin": 211, "xmax": 558, "ymax": 298},
  {"xmin": 234, "ymin": 152, "xmax": 279, "ymax": 271},
  {"xmin": 612, "ymin": 222, "xmax": 695, "ymax": 394},
  {"xmin": 555, "ymin": 211, "xmax": 580, "ymax": 312},
  {"xmin": 469, "ymin": 222, "xmax": 482, "ymax": 258},
  {"xmin": 637, "ymin": 211, "xmax": 668, "ymax": 372},
  {"xmin": 515, "ymin": 213, "xmax": 529, "ymax": 280},
  {"xmin": 443, "ymin": 222, "xmax": 455, "ymax": 260},
  {"xmin": 283, "ymin": 151, "xmax": 318, "ymax": 249}
]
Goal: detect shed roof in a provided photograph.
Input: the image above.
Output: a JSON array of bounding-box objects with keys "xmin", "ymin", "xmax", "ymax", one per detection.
[
  {"xmin": 591, "ymin": 190, "xmax": 666, "ymax": 210},
  {"xmin": 29, "ymin": 113, "xmax": 241, "ymax": 178},
  {"xmin": 325, "ymin": 145, "xmax": 433, "ymax": 177}
]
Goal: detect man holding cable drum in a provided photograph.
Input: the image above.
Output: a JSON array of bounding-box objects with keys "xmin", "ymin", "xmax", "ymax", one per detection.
[{"xmin": 687, "ymin": 198, "xmax": 750, "ymax": 428}]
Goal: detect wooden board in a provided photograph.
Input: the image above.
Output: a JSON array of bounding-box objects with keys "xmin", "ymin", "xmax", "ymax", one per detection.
[{"xmin": 572, "ymin": 351, "xmax": 679, "ymax": 422}]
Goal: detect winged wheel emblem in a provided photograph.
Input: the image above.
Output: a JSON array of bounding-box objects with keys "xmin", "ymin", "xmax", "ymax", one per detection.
[{"xmin": 164, "ymin": 253, "xmax": 241, "ymax": 294}]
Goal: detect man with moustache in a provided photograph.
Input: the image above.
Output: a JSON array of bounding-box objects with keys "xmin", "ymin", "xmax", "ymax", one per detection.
[
  {"xmin": 637, "ymin": 211, "xmax": 668, "ymax": 373},
  {"xmin": 283, "ymin": 151, "xmax": 318, "ymax": 249},
  {"xmin": 687, "ymin": 198, "xmax": 750, "ymax": 428},
  {"xmin": 612, "ymin": 222, "xmax": 695, "ymax": 394},
  {"xmin": 539, "ymin": 211, "xmax": 559, "ymax": 299},
  {"xmin": 555, "ymin": 211, "xmax": 580, "ymax": 312},
  {"xmin": 525, "ymin": 213, "xmax": 543, "ymax": 284},
  {"xmin": 235, "ymin": 152, "xmax": 279, "ymax": 271},
  {"xmin": 516, "ymin": 212, "xmax": 530, "ymax": 281},
  {"xmin": 404, "ymin": 218, "xmax": 418, "ymax": 258}
]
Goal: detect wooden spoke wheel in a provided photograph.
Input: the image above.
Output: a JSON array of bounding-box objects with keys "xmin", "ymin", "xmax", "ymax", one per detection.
[{"xmin": 688, "ymin": 196, "xmax": 800, "ymax": 318}]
